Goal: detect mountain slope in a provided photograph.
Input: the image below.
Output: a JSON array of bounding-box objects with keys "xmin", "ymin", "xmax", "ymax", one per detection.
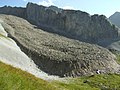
[
  {"xmin": 0, "ymin": 18, "xmax": 59, "ymax": 80},
  {"xmin": 0, "ymin": 61, "xmax": 59, "ymax": 90},
  {"xmin": 0, "ymin": 14, "xmax": 119, "ymax": 77},
  {"xmin": 2, "ymin": 57, "xmax": 120, "ymax": 90}
]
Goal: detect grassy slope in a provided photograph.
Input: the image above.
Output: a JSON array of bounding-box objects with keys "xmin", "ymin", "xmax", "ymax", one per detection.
[
  {"xmin": 0, "ymin": 61, "xmax": 59, "ymax": 90},
  {"xmin": 54, "ymin": 74, "xmax": 120, "ymax": 90},
  {"xmin": 1, "ymin": 61, "xmax": 120, "ymax": 90}
]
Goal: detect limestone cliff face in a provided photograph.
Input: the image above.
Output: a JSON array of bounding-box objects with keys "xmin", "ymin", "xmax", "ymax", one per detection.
[
  {"xmin": 0, "ymin": 6, "xmax": 26, "ymax": 18},
  {"xmin": 0, "ymin": 3, "xmax": 119, "ymax": 46},
  {"xmin": 26, "ymin": 3, "xmax": 119, "ymax": 45}
]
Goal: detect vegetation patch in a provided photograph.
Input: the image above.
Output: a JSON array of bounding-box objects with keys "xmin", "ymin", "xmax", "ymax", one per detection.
[
  {"xmin": 1, "ymin": 61, "xmax": 120, "ymax": 90},
  {"xmin": 0, "ymin": 61, "xmax": 58, "ymax": 90},
  {"xmin": 52, "ymin": 74, "xmax": 120, "ymax": 90}
]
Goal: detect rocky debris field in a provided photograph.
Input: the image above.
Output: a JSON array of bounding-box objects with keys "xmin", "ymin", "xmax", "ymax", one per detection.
[
  {"xmin": 0, "ymin": 18, "xmax": 59, "ymax": 80},
  {"xmin": 0, "ymin": 14, "xmax": 119, "ymax": 77}
]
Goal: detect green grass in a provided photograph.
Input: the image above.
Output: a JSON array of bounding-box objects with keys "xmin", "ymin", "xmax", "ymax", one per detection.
[
  {"xmin": 1, "ymin": 61, "xmax": 120, "ymax": 90},
  {"xmin": 52, "ymin": 78, "xmax": 99, "ymax": 90},
  {"xmin": 0, "ymin": 61, "xmax": 59, "ymax": 90},
  {"xmin": 83, "ymin": 74, "xmax": 120, "ymax": 90},
  {"xmin": 53, "ymin": 74, "xmax": 120, "ymax": 90}
]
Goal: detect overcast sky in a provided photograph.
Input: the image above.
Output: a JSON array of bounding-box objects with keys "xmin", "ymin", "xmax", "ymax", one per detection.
[{"xmin": 0, "ymin": 0, "xmax": 120, "ymax": 17}]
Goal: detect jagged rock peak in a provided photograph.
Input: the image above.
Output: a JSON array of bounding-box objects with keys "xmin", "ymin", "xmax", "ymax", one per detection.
[
  {"xmin": 109, "ymin": 12, "xmax": 120, "ymax": 28},
  {"xmin": 112, "ymin": 11, "xmax": 120, "ymax": 15}
]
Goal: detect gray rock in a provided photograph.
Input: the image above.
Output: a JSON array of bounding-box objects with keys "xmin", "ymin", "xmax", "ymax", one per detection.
[
  {"xmin": 0, "ymin": 14, "xmax": 119, "ymax": 77},
  {"xmin": 26, "ymin": 3, "xmax": 119, "ymax": 46},
  {"xmin": 0, "ymin": 6, "xmax": 26, "ymax": 18},
  {"xmin": 0, "ymin": 3, "xmax": 119, "ymax": 47},
  {"xmin": 109, "ymin": 12, "xmax": 120, "ymax": 28}
]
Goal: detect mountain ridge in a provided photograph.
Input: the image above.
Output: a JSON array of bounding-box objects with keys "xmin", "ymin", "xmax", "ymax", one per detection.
[
  {"xmin": 0, "ymin": 2, "xmax": 119, "ymax": 47},
  {"xmin": 109, "ymin": 12, "xmax": 120, "ymax": 28}
]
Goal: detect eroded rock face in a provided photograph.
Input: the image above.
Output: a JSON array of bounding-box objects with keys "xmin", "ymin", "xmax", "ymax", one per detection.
[
  {"xmin": 26, "ymin": 3, "xmax": 119, "ymax": 45},
  {"xmin": 0, "ymin": 3, "xmax": 119, "ymax": 46},
  {"xmin": 0, "ymin": 6, "xmax": 26, "ymax": 18},
  {"xmin": 0, "ymin": 15, "xmax": 119, "ymax": 77}
]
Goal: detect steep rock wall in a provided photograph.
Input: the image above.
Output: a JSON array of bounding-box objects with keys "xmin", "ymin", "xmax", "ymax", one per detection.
[
  {"xmin": 0, "ymin": 3, "xmax": 119, "ymax": 46},
  {"xmin": 26, "ymin": 3, "xmax": 119, "ymax": 45},
  {"xmin": 0, "ymin": 6, "xmax": 26, "ymax": 18}
]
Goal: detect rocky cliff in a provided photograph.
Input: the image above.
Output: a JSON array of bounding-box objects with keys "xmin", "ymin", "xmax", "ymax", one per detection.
[
  {"xmin": 0, "ymin": 14, "xmax": 119, "ymax": 77},
  {"xmin": 0, "ymin": 3, "xmax": 119, "ymax": 47},
  {"xmin": 109, "ymin": 12, "xmax": 120, "ymax": 28},
  {"xmin": 26, "ymin": 3, "xmax": 119, "ymax": 45},
  {"xmin": 0, "ymin": 6, "xmax": 26, "ymax": 18}
]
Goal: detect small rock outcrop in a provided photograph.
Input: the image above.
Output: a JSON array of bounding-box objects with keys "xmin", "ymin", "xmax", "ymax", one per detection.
[{"xmin": 0, "ymin": 15, "xmax": 119, "ymax": 77}]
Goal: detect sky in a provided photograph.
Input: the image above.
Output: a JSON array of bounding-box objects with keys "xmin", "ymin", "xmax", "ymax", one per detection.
[{"xmin": 0, "ymin": 0, "xmax": 120, "ymax": 17}]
